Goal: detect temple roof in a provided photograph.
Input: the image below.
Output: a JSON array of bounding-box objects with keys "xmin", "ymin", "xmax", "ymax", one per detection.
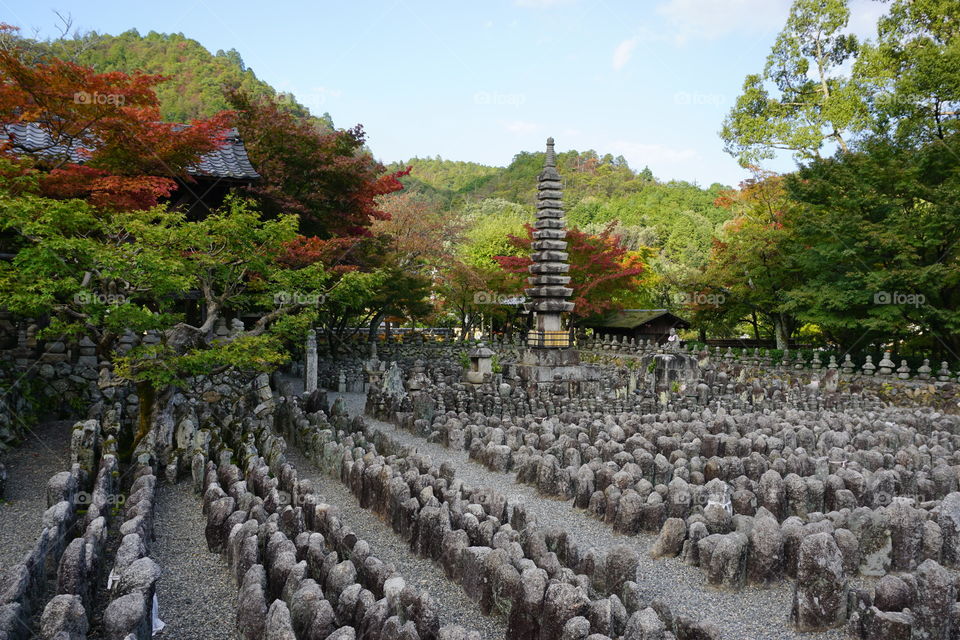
[
  {"xmin": 585, "ymin": 309, "xmax": 691, "ymax": 330},
  {"xmin": 1, "ymin": 122, "xmax": 260, "ymax": 180}
]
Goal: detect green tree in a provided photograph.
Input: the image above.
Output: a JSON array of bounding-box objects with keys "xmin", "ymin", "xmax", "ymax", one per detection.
[
  {"xmin": 784, "ymin": 134, "xmax": 960, "ymax": 358},
  {"xmin": 0, "ymin": 185, "xmax": 325, "ymax": 455},
  {"xmin": 694, "ymin": 171, "xmax": 803, "ymax": 348},
  {"xmin": 459, "ymin": 198, "xmax": 533, "ymax": 269},
  {"xmin": 854, "ymin": 0, "xmax": 960, "ymax": 144},
  {"xmin": 721, "ymin": 0, "xmax": 865, "ymax": 166}
]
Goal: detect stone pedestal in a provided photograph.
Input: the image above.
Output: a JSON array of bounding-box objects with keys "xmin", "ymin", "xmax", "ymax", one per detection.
[{"xmin": 516, "ymin": 347, "xmax": 583, "ymax": 383}]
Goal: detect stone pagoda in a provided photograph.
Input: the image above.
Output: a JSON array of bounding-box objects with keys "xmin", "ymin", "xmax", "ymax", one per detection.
[
  {"xmin": 527, "ymin": 137, "xmax": 575, "ymax": 343},
  {"xmin": 518, "ymin": 137, "xmax": 585, "ymax": 385}
]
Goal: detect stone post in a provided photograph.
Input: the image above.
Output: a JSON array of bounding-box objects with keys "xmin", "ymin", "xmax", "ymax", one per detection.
[{"xmin": 304, "ymin": 330, "xmax": 318, "ymax": 394}]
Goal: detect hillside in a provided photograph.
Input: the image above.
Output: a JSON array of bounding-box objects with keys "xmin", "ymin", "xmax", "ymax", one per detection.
[{"xmin": 11, "ymin": 29, "xmax": 332, "ymax": 127}]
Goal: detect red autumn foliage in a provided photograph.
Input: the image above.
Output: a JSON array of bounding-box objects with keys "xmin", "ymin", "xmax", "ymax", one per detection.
[
  {"xmin": 0, "ymin": 24, "xmax": 233, "ymax": 210},
  {"xmin": 226, "ymin": 88, "xmax": 408, "ymax": 239},
  {"xmin": 278, "ymin": 235, "xmax": 369, "ymax": 274},
  {"xmin": 494, "ymin": 222, "xmax": 646, "ymax": 320}
]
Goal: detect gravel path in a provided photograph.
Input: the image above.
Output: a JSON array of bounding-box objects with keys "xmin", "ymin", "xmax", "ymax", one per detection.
[
  {"xmin": 152, "ymin": 481, "xmax": 238, "ymax": 639},
  {"xmin": 324, "ymin": 391, "xmax": 851, "ymax": 640},
  {"xmin": 283, "ymin": 442, "xmax": 507, "ymax": 640},
  {"xmin": 0, "ymin": 419, "xmax": 73, "ymax": 571}
]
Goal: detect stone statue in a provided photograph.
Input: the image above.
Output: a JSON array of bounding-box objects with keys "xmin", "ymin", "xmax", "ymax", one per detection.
[{"xmin": 666, "ymin": 327, "xmax": 679, "ymax": 351}]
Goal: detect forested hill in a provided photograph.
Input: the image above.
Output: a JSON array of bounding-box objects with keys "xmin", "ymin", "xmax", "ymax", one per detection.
[
  {"xmin": 13, "ymin": 29, "xmax": 331, "ymax": 126},
  {"xmin": 388, "ymin": 151, "xmax": 731, "ymax": 261},
  {"xmin": 389, "ymin": 150, "xmax": 727, "ymax": 210}
]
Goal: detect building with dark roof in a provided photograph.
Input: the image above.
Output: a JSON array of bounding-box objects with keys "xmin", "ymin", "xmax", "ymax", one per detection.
[
  {"xmin": 1, "ymin": 122, "xmax": 259, "ymax": 217},
  {"xmin": 582, "ymin": 309, "xmax": 690, "ymax": 344}
]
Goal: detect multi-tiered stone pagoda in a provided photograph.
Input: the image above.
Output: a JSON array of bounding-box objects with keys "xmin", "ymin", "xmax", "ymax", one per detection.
[
  {"xmin": 518, "ymin": 138, "xmax": 586, "ymax": 385},
  {"xmin": 526, "ymin": 137, "xmax": 575, "ymax": 347}
]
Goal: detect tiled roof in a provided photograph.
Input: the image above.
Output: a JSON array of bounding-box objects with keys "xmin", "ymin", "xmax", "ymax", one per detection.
[
  {"xmin": 587, "ymin": 309, "xmax": 690, "ymax": 329},
  {"xmin": 1, "ymin": 122, "xmax": 259, "ymax": 180}
]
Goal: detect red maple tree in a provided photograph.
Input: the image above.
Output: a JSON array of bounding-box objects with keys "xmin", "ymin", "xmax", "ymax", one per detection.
[
  {"xmin": 227, "ymin": 89, "xmax": 408, "ymax": 241},
  {"xmin": 0, "ymin": 24, "xmax": 232, "ymax": 210},
  {"xmin": 494, "ymin": 222, "xmax": 647, "ymax": 320}
]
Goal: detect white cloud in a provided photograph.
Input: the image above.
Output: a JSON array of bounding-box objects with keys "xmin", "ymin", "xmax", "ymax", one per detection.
[
  {"xmin": 515, "ymin": 0, "xmax": 574, "ymax": 7},
  {"xmin": 504, "ymin": 120, "xmax": 541, "ymax": 134},
  {"xmin": 612, "ymin": 37, "xmax": 638, "ymax": 70},
  {"xmin": 656, "ymin": 0, "xmax": 791, "ymax": 42},
  {"xmin": 608, "ymin": 140, "xmax": 700, "ymax": 165}
]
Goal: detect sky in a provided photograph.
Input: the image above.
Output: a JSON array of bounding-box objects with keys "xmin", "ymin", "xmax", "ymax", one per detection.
[{"xmin": 2, "ymin": 0, "xmax": 889, "ymax": 187}]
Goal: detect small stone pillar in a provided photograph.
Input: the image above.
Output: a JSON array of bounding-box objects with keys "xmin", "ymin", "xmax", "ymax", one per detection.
[{"xmin": 304, "ymin": 330, "xmax": 318, "ymax": 394}]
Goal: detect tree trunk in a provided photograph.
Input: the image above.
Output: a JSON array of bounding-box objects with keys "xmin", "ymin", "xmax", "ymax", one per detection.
[
  {"xmin": 773, "ymin": 314, "xmax": 790, "ymax": 351},
  {"xmin": 368, "ymin": 311, "xmax": 386, "ymax": 344},
  {"xmin": 125, "ymin": 379, "xmax": 155, "ymax": 461}
]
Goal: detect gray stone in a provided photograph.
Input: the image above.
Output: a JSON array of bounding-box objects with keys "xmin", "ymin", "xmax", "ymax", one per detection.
[
  {"xmin": 605, "ymin": 545, "xmax": 639, "ymax": 596},
  {"xmin": 561, "ymin": 615, "xmax": 591, "ymax": 640},
  {"xmin": 39, "ymin": 594, "xmax": 88, "ymax": 640},
  {"xmin": 624, "ymin": 607, "xmax": 664, "ymax": 640},
  {"xmin": 237, "ymin": 565, "xmax": 268, "ymax": 640},
  {"xmin": 873, "ymin": 575, "xmax": 910, "ymax": 612},
  {"xmin": 791, "ymin": 532, "xmax": 847, "ymax": 631},
  {"xmin": 913, "ymin": 559, "xmax": 955, "ymax": 640},
  {"xmin": 540, "ymin": 582, "xmax": 589, "ymax": 640},
  {"xmin": 102, "ymin": 592, "xmax": 149, "ymax": 640},
  {"xmin": 863, "ymin": 608, "xmax": 911, "ymax": 640},
  {"xmin": 746, "ymin": 509, "xmax": 781, "ymax": 585},
  {"xmin": 115, "ymin": 557, "xmax": 161, "ymax": 598},
  {"xmin": 264, "ymin": 599, "xmax": 297, "ymax": 640},
  {"xmin": 650, "ymin": 518, "xmax": 686, "ymax": 559}
]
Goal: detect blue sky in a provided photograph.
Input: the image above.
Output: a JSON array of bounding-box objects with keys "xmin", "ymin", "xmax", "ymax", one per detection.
[{"xmin": 3, "ymin": 0, "xmax": 887, "ymax": 187}]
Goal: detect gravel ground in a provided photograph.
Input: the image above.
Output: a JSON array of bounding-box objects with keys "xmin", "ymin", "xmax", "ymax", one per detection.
[
  {"xmin": 151, "ymin": 481, "xmax": 238, "ymax": 639},
  {"xmin": 323, "ymin": 391, "xmax": 853, "ymax": 640},
  {"xmin": 0, "ymin": 419, "xmax": 73, "ymax": 571},
  {"xmin": 283, "ymin": 443, "xmax": 507, "ymax": 640}
]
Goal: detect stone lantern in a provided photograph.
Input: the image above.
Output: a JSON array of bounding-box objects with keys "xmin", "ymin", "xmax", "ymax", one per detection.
[{"xmin": 465, "ymin": 343, "xmax": 495, "ymax": 384}]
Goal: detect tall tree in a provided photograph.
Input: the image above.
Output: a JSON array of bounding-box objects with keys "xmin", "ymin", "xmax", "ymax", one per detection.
[
  {"xmin": 855, "ymin": 0, "xmax": 960, "ymax": 144},
  {"xmin": 720, "ymin": 0, "xmax": 865, "ymax": 166},
  {"xmin": 785, "ymin": 134, "xmax": 960, "ymax": 358},
  {"xmin": 227, "ymin": 88, "xmax": 407, "ymax": 240},
  {"xmin": 694, "ymin": 170, "xmax": 802, "ymax": 349}
]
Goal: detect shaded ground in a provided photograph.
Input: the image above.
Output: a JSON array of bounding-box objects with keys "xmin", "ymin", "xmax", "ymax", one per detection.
[
  {"xmin": 151, "ymin": 480, "xmax": 238, "ymax": 640},
  {"xmin": 0, "ymin": 419, "xmax": 74, "ymax": 571}
]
